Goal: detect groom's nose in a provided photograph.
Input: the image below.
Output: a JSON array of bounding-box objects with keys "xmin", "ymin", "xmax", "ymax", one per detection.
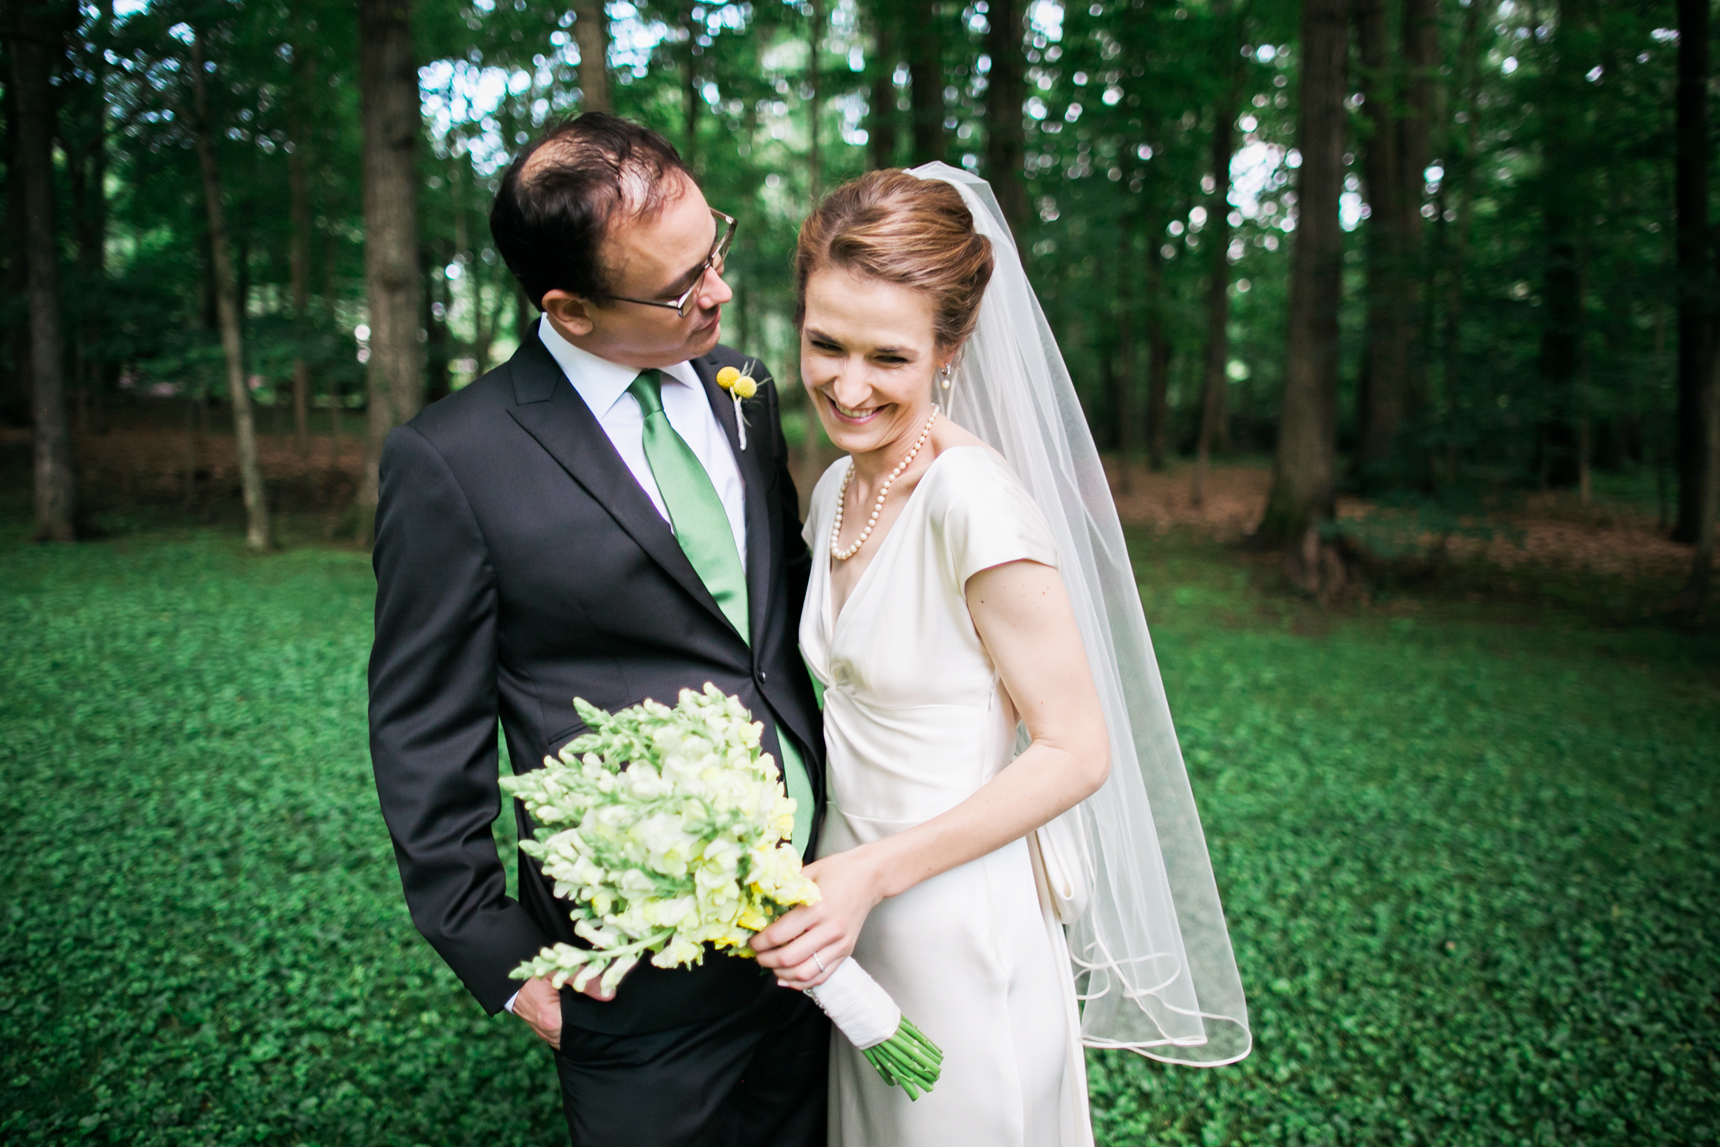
[{"xmin": 695, "ymin": 266, "xmax": 733, "ymax": 313}]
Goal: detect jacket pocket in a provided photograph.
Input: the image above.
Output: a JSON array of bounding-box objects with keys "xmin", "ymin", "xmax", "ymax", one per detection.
[{"xmin": 546, "ymin": 720, "xmax": 589, "ymax": 758}]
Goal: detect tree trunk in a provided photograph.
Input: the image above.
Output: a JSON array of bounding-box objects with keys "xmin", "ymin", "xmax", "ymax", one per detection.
[
  {"xmin": 190, "ymin": 32, "xmax": 270, "ymax": 551},
  {"xmin": 1536, "ymin": 0, "xmax": 1590, "ymax": 490},
  {"xmin": 1397, "ymin": 0, "xmax": 1435, "ymax": 423},
  {"xmin": 359, "ymin": 0, "xmax": 425, "ymax": 540},
  {"xmin": 1688, "ymin": 324, "xmax": 1719, "ymax": 607},
  {"xmin": 3, "ymin": 66, "xmax": 33, "ymax": 426},
  {"xmin": 1193, "ymin": 52, "xmax": 1241, "ymax": 509},
  {"xmin": 1354, "ymin": 0, "xmax": 1407, "ymax": 480},
  {"xmin": 424, "ymin": 246, "xmax": 451, "ymax": 403},
  {"xmin": 288, "ymin": 59, "xmax": 314, "ymax": 454},
  {"xmin": 984, "ymin": 0, "xmax": 1027, "ymax": 236},
  {"xmin": 867, "ymin": 0, "xmax": 898, "ymax": 170},
  {"xmin": 1115, "ymin": 234, "xmax": 1137, "ymax": 495},
  {"xmin": 11, "ymin": 3, "xmax": 76, "ymax": 541},
  {"xmin": 906, "ymin": 0, "xmax": 944, "ymax": 164},
  {"xmin": 681, "ymin": 0, "xmax": 701, "ymax": 171},
  {"xmin": 800, "ymin": 0, "xmax": 828, "ymax": 480},
  {"xmin": 71, "ymin": 0, "xmax": 110, "ymax": 439},
  {"xmin": 574, "ymin": 0, "xmax": 610, "ymax": 113},
  {"xmin": 1259, "ymin": 0, "xmax": 1347, "ymax": 548},
  {"xmin": 808, "ymin": 0, "xmax": 823, "ymax": 203},
  {"xmin": 1674, "ymin": 0, "xmax": 1710, "ymax": 541},
  {"xmin": 1438, "ymin": 0, "xmax": 1483, "ymax": 482},
  {"xmin": 1145, "ymin": 236, "xmax": 1170, "ymax": 471}
]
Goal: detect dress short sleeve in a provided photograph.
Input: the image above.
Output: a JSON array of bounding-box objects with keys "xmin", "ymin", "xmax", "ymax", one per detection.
[{"xmin": 927, "ymin": 448, "xmax": 1060, "ymax": 588}]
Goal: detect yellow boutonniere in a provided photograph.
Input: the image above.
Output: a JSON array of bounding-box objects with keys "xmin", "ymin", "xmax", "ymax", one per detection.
[{"xmin": 716, "ymin": 362, "xmax": 760, "ymax": 449}]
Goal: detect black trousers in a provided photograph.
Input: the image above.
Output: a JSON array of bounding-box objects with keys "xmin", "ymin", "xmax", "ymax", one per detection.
[{"xmin": 554, "ymin": 982, "xmax": 830, "ymax": 1147}]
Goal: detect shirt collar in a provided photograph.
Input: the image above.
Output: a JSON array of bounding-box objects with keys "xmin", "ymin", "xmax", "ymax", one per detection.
[{"xmin": 538, "ymin": 314, "xmax": 703, "ymax": 415}]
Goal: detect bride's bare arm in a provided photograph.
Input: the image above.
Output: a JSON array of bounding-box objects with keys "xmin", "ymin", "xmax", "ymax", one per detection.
[{"xmin": 751, "ymin": 557, "xmax": 1109, "ymax": 988}]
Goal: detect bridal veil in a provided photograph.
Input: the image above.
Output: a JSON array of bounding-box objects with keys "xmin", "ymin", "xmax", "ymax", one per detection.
[{"xmin": 908, "ymin": 163, "xmax": 1251, "ymax": 1066}]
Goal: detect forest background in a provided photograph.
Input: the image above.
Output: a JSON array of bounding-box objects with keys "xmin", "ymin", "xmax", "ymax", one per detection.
[
  {"xmin": 2, "ymin": 1, "xmax": 1719, "ymax": 1144},
  {"xmin": 2, "ymin": 0, "xmax": 1718, "ymax": 595}
]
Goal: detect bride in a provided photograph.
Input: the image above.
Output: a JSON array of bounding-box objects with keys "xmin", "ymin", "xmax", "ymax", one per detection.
[{"xmin": 751, "ymin": 166, "xmax": 1250, "ymax": 1146}]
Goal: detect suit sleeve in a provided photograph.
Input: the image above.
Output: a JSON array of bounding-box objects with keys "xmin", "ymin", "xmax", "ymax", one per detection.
[{"xmin": 368, "ymin": 423, "xmax": 552, "ymax": 1014}]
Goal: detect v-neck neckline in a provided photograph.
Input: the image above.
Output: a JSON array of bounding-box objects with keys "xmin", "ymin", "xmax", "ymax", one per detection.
[{"xmin": 822, "ymin": 446, "xmax": 982, "ymax": 641}]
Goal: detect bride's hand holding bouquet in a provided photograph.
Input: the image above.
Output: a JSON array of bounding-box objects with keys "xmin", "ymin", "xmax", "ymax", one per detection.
[
  {"xmin": 749, "ymin": 843, "xmax": 883, "ymax": 990},
  {"xmin": 502, "ymin": 685, "xmax": 944, "ymax": 1097}
]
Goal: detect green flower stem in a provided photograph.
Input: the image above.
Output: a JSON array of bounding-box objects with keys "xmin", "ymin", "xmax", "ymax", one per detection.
[
  {"xmin": 861, "ymin": 1025, "xmax": 942, "ymax": 1097},
  {"xmin": 871, "ymin": 1031, "xmax": 940, "ymax": 1082},
  {"xmin": 898, "ymin": 1018, "xmax": 943, "ymax": 1061}
]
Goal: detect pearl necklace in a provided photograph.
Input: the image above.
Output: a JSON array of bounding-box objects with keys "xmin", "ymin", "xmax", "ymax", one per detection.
[{"xmin": 830, "ymin": 407, "xmax": 940, "ymax": 562}]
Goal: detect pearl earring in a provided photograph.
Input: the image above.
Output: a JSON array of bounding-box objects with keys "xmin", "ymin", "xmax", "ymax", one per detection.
[{"xmin": 939, "ymin": 363, "xmax": 953, "ymax": 390}]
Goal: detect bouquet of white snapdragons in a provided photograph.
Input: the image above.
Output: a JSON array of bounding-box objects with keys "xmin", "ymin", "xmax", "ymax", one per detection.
[{"xmin": 501, "ymin": 684, "xmax": 943, "ymax": 1097}]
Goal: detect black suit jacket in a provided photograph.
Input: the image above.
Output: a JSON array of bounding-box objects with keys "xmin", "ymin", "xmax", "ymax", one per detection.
[{"xmin": 368, "ymin": 329, "xmax": 825, "ymax": 1035}]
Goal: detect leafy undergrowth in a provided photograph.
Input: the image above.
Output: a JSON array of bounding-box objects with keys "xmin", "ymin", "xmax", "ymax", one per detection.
[
  {"xmin": 0, "ymin": 518, "xmax": 1715, "ymax": 1145},
  {"xmin": 1094, "ymin": 531, "xmax": 1720, "ymax": 1145}
]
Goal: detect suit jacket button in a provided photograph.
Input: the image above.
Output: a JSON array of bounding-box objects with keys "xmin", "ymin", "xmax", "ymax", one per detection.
[{"xmin": 757, "ymin": 670, "xmax": 768, "ymax": 683}]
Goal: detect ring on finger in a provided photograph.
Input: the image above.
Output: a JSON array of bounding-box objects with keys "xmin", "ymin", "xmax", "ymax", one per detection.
[{"xmin": 812, "ymin": 949, "xmax": 827, "ymax": 973}]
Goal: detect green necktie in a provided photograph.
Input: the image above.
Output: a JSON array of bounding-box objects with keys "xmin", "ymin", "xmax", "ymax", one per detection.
[{"xmin": 628, "ymin": 370, "xmax": 815, "ymax": 854}]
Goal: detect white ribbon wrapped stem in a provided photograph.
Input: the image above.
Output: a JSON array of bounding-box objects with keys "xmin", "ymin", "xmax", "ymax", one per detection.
[{"xmin": 803, "ymin": 958, "xmax": 902, "ymax": 1050}]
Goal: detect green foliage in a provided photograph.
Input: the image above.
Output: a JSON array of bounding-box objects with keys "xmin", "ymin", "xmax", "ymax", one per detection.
[
  {"xmin": 0, "ymin": 528, "xmax": 561, "ymax": 1145},
  {"xmin": 2, "ymin": 520, "xmax": 1714, "ymax": 1143},
  {"xmin": 1096, "ymin": 530, "xmax": 1720, "ymax": 1145},
  {"xmin": 10, "ymin": 0, "xmax": 1700, "ymax": 503}
]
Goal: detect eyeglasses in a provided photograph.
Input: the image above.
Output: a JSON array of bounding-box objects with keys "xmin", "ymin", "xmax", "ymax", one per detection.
[{"xmin": 601, "ymin": 209, "xmax": 736, "ymax": 318}]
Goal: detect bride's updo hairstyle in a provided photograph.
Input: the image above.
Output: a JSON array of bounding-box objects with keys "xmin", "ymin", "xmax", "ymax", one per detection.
[{"xmin": 794, "ymin": 170, "xmax": 995, "ymax": 352}]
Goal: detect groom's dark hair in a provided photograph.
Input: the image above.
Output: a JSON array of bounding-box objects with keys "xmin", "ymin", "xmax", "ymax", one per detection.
[{"xmin": 490, "ymin": 113, "xmax": 691, "ymax": 311}]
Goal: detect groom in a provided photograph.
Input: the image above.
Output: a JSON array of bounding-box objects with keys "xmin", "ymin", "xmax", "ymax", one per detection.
[{"xmin": 368, "ymin": 113, "xmax": 828, "ymax": 1145}]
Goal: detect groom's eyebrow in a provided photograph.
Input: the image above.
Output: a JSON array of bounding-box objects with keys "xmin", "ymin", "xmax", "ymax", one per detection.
[{"xmin": 657, "ymin": 218, "xmax": 723, "ymax": 297}]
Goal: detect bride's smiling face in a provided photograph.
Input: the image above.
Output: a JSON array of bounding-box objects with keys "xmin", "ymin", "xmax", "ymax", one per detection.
[{"xmin": 800, "ymin": 266, "xmax": 947, "ymax": 458}]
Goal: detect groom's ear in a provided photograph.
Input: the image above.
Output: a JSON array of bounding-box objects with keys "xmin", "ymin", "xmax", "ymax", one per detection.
[{"xmin": 541, "ymin": 290, "xmax": 596, "ymax": 338}]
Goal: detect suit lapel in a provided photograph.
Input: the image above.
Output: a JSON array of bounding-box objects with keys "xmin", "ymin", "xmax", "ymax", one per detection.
[
  {"xmin": 692, "ymin": 354, "xmax": 774, "ymax": 655},
  {"xmin": 507, "ymin": 333, "xmax": 735, "ymax": 636}
]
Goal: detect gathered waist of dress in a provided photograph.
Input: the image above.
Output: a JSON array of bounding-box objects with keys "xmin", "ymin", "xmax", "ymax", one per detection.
[{"xmin": 820, "ymin": 689, "xmax": 1018, "ymax": 825}]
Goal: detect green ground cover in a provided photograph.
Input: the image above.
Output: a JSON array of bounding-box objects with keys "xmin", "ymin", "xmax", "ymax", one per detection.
[{"xmin": 1, "ymin": 516, "xmax": 1715, "ymax": 1145}]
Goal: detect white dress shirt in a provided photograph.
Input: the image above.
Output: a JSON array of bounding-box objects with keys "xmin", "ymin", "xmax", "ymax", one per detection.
[
  {"xmin": 505, "ymin": 319, "xmax": 751, "ymax": 1016},
  {"xmin": 538, "ymin": 315, "xmax": 748, "ymax": 573}
]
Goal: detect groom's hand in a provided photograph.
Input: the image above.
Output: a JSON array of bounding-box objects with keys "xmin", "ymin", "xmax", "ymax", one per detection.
[
  {"xmin": 513, "ymin": 977, "xmax": 564, "ymax": 1049},
  {"xmin": 514, "ymin": 974, "xmax": 621, "ymax": 1049}
]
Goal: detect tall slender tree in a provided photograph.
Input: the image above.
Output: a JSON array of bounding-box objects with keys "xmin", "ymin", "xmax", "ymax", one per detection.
[
  {"xmin": 1674, "ymin": 0, "xmax": 1711, "ymax": 541},
  {"xmin": 984, "ymin": 0, "xmax": 1027, "ymax": 236},
  {"xmin": 867, "ymin": 0, "xmax": 899, "ymax": 170},
  {"xmin": 1354, "ymin": 0, "xmax": 1408, "ymax": 478},
  {"xmin": 1687, "ymin": 292, "xmax": 1719, "ymax": 608},
  {"xmin": 1397, "ymin": 0, "xmax": 1435, "ymax": 418},
  {"xmin": 10, "ymin": 0, "xmax": 76, "ymax": 541},
  {"xmin": 1259, "ymin": 0, "xmax": 1347, "ymax": 550},
  {"xmin": 680, "ymin": 0, "xmax": 701, "ymax": 171},
  {"xmin": 287, "ymin": 49, "xmax": 316, "ymax": 454},
  {"xmin": 2, "ymin": 62, "xmax": 29, "ymax": 424},
  {"xmin": 906, "ymin": 0, "xmax": 945, "ymax": 164},
  {"xmin": 808, "ymin": 0, "xmax": 823, "ymax": 203},
  {"xmin": 574, "ymin": 0, "xmax": 611, "ymax": 112},
  {"xmin": 67, "ymin": 0, "xmax": 112, "ymax": 434},
  {"xmin": 189, "ymin": 28, "xmax": 271, "ymax": 551},
  {"xmin": 1145, "ymin": 236, "xmax": 1171, "ymax": 472},
  {"xmin": 1193, "ymin": 4, "xmax": 1244, "ymax": 508},
  {"xmin": 358, "ymin": 0, "xmax": 425, "ymax": 538},
  {"xmin": 1535, "ymin": 0, "xmax": 1591, "ymax": 489},
  {"xmin": 800, "ymin": 0, "xmax": 828, "ymax": 480},
  {"xmin": 1434, "ymin": 0, "xmax": 1484, "ymax": 481}
]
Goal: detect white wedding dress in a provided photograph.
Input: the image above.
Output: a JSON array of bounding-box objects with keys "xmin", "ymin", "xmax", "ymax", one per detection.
[{"xmin": 801, "ymin": 445, "xmax": 1095, "ymax": 1147}]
